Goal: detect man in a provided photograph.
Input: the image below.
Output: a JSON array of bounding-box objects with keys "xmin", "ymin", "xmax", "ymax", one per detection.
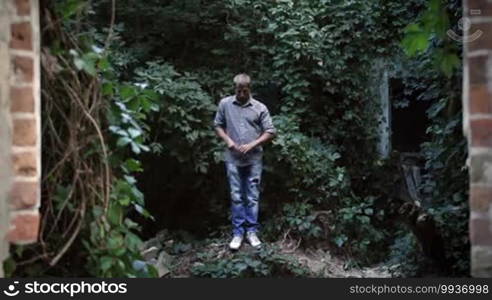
[{"xmin": 214, "ymin": 73, "xmax": 276, "ymax": 250}]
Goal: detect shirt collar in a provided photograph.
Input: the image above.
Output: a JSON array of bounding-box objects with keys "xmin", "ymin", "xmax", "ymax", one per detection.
[{"xmin": 233, "ymin": 95, "xmax": 253, "ymax": 107}]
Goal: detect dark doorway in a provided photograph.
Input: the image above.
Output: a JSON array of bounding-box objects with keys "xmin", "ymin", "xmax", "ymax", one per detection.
[{"xmin": 390, "ymin": 79, "xmax": 431, "ymax": 152}]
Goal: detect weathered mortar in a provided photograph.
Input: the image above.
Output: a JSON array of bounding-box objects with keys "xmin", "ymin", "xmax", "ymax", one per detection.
[{"xmin": 0, "ymin": 0, "xmax": 13, "ymax": 278}]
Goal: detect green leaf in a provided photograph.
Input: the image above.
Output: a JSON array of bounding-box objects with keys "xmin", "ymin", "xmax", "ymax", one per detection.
[
  {"xmin": 120, "ymin": 85, "xmax": 136, "ymax": 100},
  {"xmin": 401, "ymin": 24, "xmax": 429, "ymax": 56},
  {"xmin": 125, "ymin": 231, "xmax": 143, "ymax": 251},
  {"xmin": 58, "ymin": 0, "xmax": 85, "ymax": 20},
  {"xmin": 108, "ymin": 232, "xmax": 124, "ymax": 250},
  {"xmin": 128, "ymin": 128, "xmax": 142, "ymax": 138},
  {"xmin": 119, "ymin": 196, "xmax": 131, "ymax": 206},
  {"xmin": 113, "ymin": 247, "xmax": 126, "ymax": 257},
  {"xmin": 108, "ymin": 203, "xmax": 123, "ymax": 225},
  {"xmin": 117, "ymin": 137, "xmax": 132, "ymax": 147},
  {"xmin": 124, "ymin": 175, "xmax": 137, "ymax": 184},
  {"xmin": 130, "ymin": 142, "xmax": 141, "ymax": 154},
  {"xmin": 3, "ymin": 257, "xmax": 16, "ymax": 277},
  {"xmin": 334, "ymin": 235, "xmax": 348, "ymax": 247},
  {"xmin": 437, "ymin": 52, "xmax": 460, "ymax": 77},
  {"xmin": 124, "ymin": 159, "xmax": 143, "ymax": 172},
  {"xmin": 134, "ymin": 204, "xmax": 154, "ymax": 220},
  {"xmin": 74, "ymin": 57, "xmax": 85, "ymax": 70},
  {"xmin": 235, "ymin": 262, "xmax": 248, "ymax": 272},
  {"xmin": 100, "ymin": 256, "xmax": 113, "ymax": 272},
  {"xmin": 98, "ymin": 57, "xmax": 110, "ymax": 71},
  {"xmin": 102, "ymin": 83, "xmax": 114, "ymax": 96},
  {"xmin": 80, "ymin": 53, "xmax": 97, "ymax": 75}
]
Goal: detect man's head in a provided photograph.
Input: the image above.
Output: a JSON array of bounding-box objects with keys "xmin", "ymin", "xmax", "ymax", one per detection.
[{"xmin": 234, "ymin": 73, "xmax": 251, "ymax": 103}]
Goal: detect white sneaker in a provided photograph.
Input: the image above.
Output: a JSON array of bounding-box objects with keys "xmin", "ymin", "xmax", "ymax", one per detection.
[
  {"xmin": 229, "ymin": 235, "xmax": 243, "ymax": 250},
  {"xmin": 246, "ymin": 232, "xmax": 262, "ymax": 248}
]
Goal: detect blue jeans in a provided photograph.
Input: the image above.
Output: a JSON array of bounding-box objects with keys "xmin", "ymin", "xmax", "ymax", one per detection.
[{"xmin": 225, "ymin": 161, "xmax": 263, "ymax": 236}]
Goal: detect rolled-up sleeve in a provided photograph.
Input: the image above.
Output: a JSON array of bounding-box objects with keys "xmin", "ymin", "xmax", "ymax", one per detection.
[
  {"xmin": 259, "ymin": 107, "xmax": 276, "ymax": 135},
  {"xmin": 214, "ymin": 100, "xmax": 226, "ymax": 129}
]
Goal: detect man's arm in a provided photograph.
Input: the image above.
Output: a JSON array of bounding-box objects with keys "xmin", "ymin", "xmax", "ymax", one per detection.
[
  {"xmin": 214, "ymin": 99, "xmax": 238, "ymax": 150},
  {"xmin": 238, "ymin": 106, "xmax": 276, "ymax": 154},
  {"xmin": 215, "ymin": 126, "xmax": 238, "ymax": 151}
]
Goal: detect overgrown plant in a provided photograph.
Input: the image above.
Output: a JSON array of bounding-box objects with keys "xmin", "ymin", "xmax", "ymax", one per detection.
[
  {"xmin": 399, "ymin": 0, "xmax": 468, "ymax": 275},
  {"xmin": 192, "ymin": 244, "xmax": 311, "ymax": 278},
  {"xmin": 7, "ymin": 0, "xmax": 158, "ymax": 277}
]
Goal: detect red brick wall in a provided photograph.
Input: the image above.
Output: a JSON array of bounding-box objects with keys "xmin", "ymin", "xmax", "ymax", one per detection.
[
  {"xmin": 7, "ymin": 0, "xmax": 41, "ymax": 244},
  {"xmin": 464, "ymin": 0, "xmax": 492, "ymax": 277}
]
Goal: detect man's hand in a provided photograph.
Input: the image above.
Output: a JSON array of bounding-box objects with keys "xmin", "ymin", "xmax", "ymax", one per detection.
[
  {"xmin": 216, "ymin": 127, "xmax": 240, "ymax": 152},
  {"xmin": 237, "ymin": 132, "xmax": 274, "ymax": 154},
  {"xmin": 227, "ymin": 140, "xmax": 239, "ymax": 151},
  {"xmin": 238, "ymin": 142, "xmax": 257, "ymax": 154}
]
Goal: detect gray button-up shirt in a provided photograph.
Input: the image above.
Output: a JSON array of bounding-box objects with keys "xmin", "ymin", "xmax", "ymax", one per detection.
[{"xmin": 214, "ymin": 95, "xmax": 276, "ymax": 166}]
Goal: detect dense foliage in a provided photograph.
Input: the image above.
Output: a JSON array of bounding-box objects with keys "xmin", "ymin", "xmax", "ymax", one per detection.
[
  {"xmin": 5, "ymin": 0, "xmax": 468, "ymax": 277},
  {"xmin": 398, "ymin": 0, "xmax": 468, "ymax": 274}
]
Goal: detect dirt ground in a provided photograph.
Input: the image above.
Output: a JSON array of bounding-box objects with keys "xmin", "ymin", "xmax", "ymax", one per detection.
[{"xmin": 141, "ymin": 231, "xmax": 396, "ymax": 278}]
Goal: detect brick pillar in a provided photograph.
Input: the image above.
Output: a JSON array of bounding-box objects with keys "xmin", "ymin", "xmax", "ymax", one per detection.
[
  {"xmin": 0, "ymin": 1, "xmax": 14, "ymax": 278},
  {"xmin": 464, "ymin": 0, "xmax": 492, "ymax": 277},
  {"xmin": 7, "ymin": 0, "xmax": 41, "ymax": 244},
  {"xmin": 0, "ymin": 0, "xmax": 41, "ymax": 277}
]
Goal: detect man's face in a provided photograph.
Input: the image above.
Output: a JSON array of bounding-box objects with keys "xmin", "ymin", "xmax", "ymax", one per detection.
[{"xmin": 235, "ymin": 84, "xmax": 250, "ymax": 102}]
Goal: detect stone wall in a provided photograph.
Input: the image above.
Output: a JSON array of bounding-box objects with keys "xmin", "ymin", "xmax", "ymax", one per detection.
[{"xmin": 464, "ymin": 0, "xmax": 492, "ymax": 277}]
